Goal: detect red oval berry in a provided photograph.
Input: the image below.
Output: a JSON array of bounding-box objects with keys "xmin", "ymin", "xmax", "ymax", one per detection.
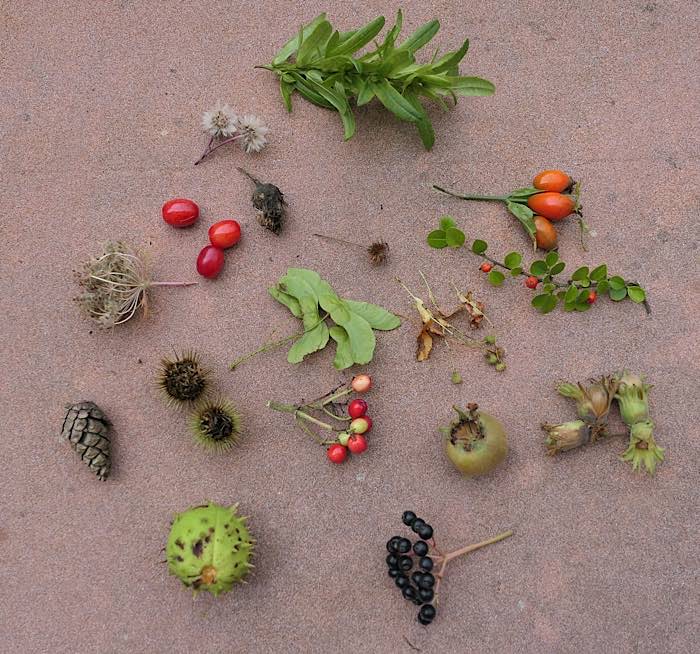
[
  {"xmin": 196, "ymin": 245, "xmax": 225, "ymax": 279},
  {"xmin": 327, "ymin": 443, "xmax": 348, "ymax": 464},
  {"xmin": 347, "ymin": 434, "xmax": 368, "ymax": 455},
  {"xmin": 525, "ymin": 276, "xmax": 539, "ymax": 289},
  {"xmin": 480, "ymin": 262, "xmax": 493, "ymax": 273},
  {"xmin": 587, "ymin": 291, "xmax": 597, "ymax": 304},
  {"xmin": 208, "ymin": 220, "xmax": 241, "ymax": 249},
  {"xmin": 348, "ymin": 399, "xmax": 368, "ymax": 419},
  {"xmin": 162, "ymin": 198, "xmax": 199, "ymax": 228},
  {"xmin": 351, "ymin": 374, "xmax": 372, "ymax": 393}
]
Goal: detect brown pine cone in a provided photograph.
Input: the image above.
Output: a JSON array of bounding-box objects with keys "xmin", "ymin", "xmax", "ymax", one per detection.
[{"xmin": 61, "ymin": 401, "xmax": 111, "ymax": 480}]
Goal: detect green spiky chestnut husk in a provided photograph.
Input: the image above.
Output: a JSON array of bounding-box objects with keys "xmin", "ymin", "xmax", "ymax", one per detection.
[
  {"xmin": 166, "ymin": 502, "xmax": 254, "ymax": 596},
  {"xmin": 620, "ymin": 420, "xmax": 664, "ymax": 475},
  {"xmin": 441, "ymin": 403, "xmax": 508, "ymax": 476},
  {"xmin": 190, "ymin": 399, "xmax": 241, "ymax": 452},
  {"xmin": 615, "ymin": 371, "xmax": 651, "ymax": 426}
]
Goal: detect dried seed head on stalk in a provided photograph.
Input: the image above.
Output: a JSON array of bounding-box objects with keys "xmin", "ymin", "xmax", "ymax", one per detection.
[
  {"xmin": 74, "ymin": 241, "xmax": 195, "ymax": 328},
  {"xmin": 237, "ymin": 167, "xmax": 286, "ymax": 234}
]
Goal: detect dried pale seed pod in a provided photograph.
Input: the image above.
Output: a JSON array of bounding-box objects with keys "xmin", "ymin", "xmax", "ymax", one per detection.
[
  {"xmin": 237, "ymin": 167, "xmax": 286, "ymax": 234},
  {"xmin": 61, "ymin": 401, "xmax": 111, "ymax": 480},
  {"xmin": 157, "ymin": 351, "xmax": 210, "ymax": 408}
]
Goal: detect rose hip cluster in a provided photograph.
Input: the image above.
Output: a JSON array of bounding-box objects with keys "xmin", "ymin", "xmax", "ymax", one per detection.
[
  {"xmin": 161, "ymin": 198, "xmax": 242, "ymax": 279},
  {"xmin": 326, "ymin": 374, "xmax": 372, "ymax": 464}
]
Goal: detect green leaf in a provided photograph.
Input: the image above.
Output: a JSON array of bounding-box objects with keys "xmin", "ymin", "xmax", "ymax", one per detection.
[
  {"xmin": 609, "ymin": 276, "xmax": 626, "ymax": 290},
  {"xmin": 507, "ymin": 186, "xmax": 541, "ymax": 200},
  {"xmin": 299, "ymin": 76, "xmax": 356, "ymax": 139},
  {"xmin": 356, "ymin": 78, "xmax": 375, "ymax": 106},
  {"xmin": 531, "ymin": 293, "xmax": 558, "ymax": 314},
  {"xmin": 331, "ymin": 16, "xmax": 386, "ymax": 55},
  {"xmin": 472, "ymin": 239, "xmax": 488, "ymax": 254},
  {"xmin": 296, "ymin": 20, "xmax": 332, "ymax": 65},
  {"xmin": 280, "ymin": 274, "xmax": 330, "ymax": 363},
  {"xmin": 550, "ymin": 261, "xmax": 566, "ymax": 275},
  {"xmin": 510, "ymin": 266, "xmax": 522, "ymax": 276},
  {"xmin": 343, "ymin": 300, "xmax": 401, "ymax": 330},
  {"xmin": 288, "ymin": 72, "xmax": 335, "ymax": 109},
  {"xmin": 268, "ymin": 286, "xmax": 302, "ymax": 318},
  {"xmin": 576, "ymin": 289, "xmax": 590, "ymax": 303},
  {"xmin": 530, "ymin": 260, "xmax": 548, "ymax": 276},
  {"xmin": 402, "ymin": 89, "xmax": 435, "ymax": 150},
  {"xmin": 596, "ymin": 280, "xmax": 609, "ymax": 295},
  {"xmin": 574, "ymin": 301, "xmax": 592, "ymax": 312},
  {"xmin": 439, "ymin": 215, "xmax": 457, "ymax": 230},
  {"xmin": 543, "ymin": 283, "xmax": 556, "ymax": 293},
  {"xmin": 590, "ymin": 264, "xmax": 608, "ymax": 281},
  {"xmin": 445, "ymin": 227, "xmax": 465, "ymax": 248},
  {"xmin": 371, "ymin": 80, "xmax": 422, "ymax": 122},
  {"xmin": 488, "ymin": 270, "xmax": 505, "ymax": 286},
  {"xmin": 446, "ymin": 76, "xmax": 495, "ymax": 96},
  {"xmin": 427, "ymin": 229, "xmax": 448, "ymax": 248},
  {"xmin": 432, "ymin": 39, "xmax": 469, "ymax": 73},
  {"xmin": 398, "ymin": 19, "xmax": 440, "ymax": 52},
  {"xmin": 563, "ymin": 302, "xmax": 576, "ymax": 312},
  {"xmin": 609, "ymin": 286, "xmax": 627, "ymax": 301},
  {"xmin": 272, "ymin": 13, "xmax": 328, "ymax": 64},
  {"xmin": 627, "ymin": 286, "xmax": 646, "ymax": 303},
  {"xmin": 504, "ymin": 252, "xmax": 522, "ymax": 269},
  {"xmin": 506, "ymin": 201, "xmax": 536, "ymax": 240},
  {"xmin": 571, "ymin": 266, "xmax": 589, "ymax": 281},
  {"xmin": 280, "ymin": 79, "xmax": 294, "ymax": 112},
  {"xmin": 579, "ymin": 278, "xmax": 590, "ymax": 288},
  {"xmin": 545, "ymin": 251, "xmax": 559, "ymax": 267},
  {"xmin": 319, "ymin": 294, "xmax": 376, "ymax": 364},
  {"xmin": 329, "ymin": 325, "xmax": 354, "ymax": 370},
  {"xmin": 564, "ymin": 286, "xmax": 578, "ymax": 303}
]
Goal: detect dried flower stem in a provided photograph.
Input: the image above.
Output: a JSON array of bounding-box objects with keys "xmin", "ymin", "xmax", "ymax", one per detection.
[{"xmin": 195, "ymin": 135, "xmax": 244, "ymax": 165}]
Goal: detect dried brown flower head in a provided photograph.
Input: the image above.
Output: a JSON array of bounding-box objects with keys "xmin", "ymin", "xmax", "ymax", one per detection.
[{"xmin": 367, "ymin": 241, "xmax": 389, "ymax": 266}]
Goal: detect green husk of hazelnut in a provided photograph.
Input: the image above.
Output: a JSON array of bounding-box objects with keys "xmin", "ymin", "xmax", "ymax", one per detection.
[
  {"xmin": 542, "ymin": 420, "xmax": 592, "ymax": 455},
  {"xmin": 620, "ymin": 420, "xmax": 664, "ymax": 475},
  {"xmin": 557, "ymin": 375, "xmax": 619, "ymax": 425},
  {"xmin": 615, "ymin": 371, "xmax": 651, "ymax": 426}
]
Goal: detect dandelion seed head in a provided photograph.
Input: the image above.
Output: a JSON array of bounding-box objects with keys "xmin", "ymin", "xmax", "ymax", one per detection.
[
  {"xmin": 235, "ymin": 114, "xmax": 269, "ymax": 153},
  {"xmin": 202, "ymin": 102, "xmax": 238, "ymax": 138}
]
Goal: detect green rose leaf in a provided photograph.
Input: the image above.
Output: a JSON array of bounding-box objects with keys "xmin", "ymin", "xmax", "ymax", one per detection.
[
  {"xmin": 543, "ymin": 283, "xmax": 556, "ymax": 293},
  {"xmin": 439, "ymin": 215, "xmax": 457, "ymax": 230},
  {"xmin": 627, "ymin": 285, "xmax": 646, "ymax": 303},
  {"xmin": 427, "ymin": 229, "xmax": 448, "ymax": 248},
  {"xmin": 445, "ymin": 227, "xmax": 466, "ymax": 248},
  {"xmin": 506, "ymin": 201, "xmax": 536, "ymax": 240},
  {"xmin": 590, "ymin": 264, "xmax": 608, "ymax": 281},
  {"xmin": 510, "ymin": 266, "xmax": 523, "ymax": 276},
  {"xmin": 564, "ymin": 285, "xmax": 578, "ymax": 303},
  {"xmin": 472, "ymin": 239, "xmax": 488, "ymax": 254},
  {"xmin": 575, "ymin": 301, "xmax": 592, "ymax": 312},
  {"xmin": 545, "ymin": 251, "xmax": 559, "ymax": 267},
  {"xmin": 608, "ymin": 276, "xmax": 626, "ymax": 290},
  {"xmin": 571, "ymin": 266, "xmax": 589, "ymax": 281},
  {"xmin": 550, "ymin": 261, "xmax": 566, "ymax": 275},
  {"xmin": 596, "ymin": 280, "xmax": 609, "ymax": 294},
  {"xmin": 504, "ymin": 252, "xmax": 522, "ymax": 269},
  {"xmin": 531, "ymin": 293, "xmax": 558, "ymax": 314},
  {"xmin": 530, "ymin": 260, "xmax": 548, "ymax": 276},
  {"xmin": 488, "ymin": 270, "xmax": 505, "ymax": 286},
  {"xmin": 608, "ymin": 286, "xmax": 627, "ymax": 301}
]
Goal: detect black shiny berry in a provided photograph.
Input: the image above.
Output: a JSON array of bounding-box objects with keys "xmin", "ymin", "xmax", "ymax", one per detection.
[
  {"xmin": 412, "ymin": 518, "xmax": 426, "ymax": 534},
  {"xmin": 395, "ymin": 575, "xmax": 410, "ymax": 589},
  {"xmin": 396, "ymin": 538, "xmax": 412, "ymax": 554},
  {"xmin": 419, "ymin": 556, "xmax": 434, "ymax": 571},
  {"xmin": 418, "ymin": 615, "xmax": 431, "ymax": 625},
  {"xmin": 418, "ymin": 587, "xmax": 434, "ymax": 603},
  {"xmin": 411, "ymin": 571, "xmax": 423, "ymax": 585},
  {"xmin": 418, "ymin": 573, "xmax": 435, "ymax": 589},
  {"xmin": 402, "ymin": 511, "xmax": 417, "ymax": 526},
  {"xmin": 413, "ymin": 540, "xmax": 429, "ymax": 556},
  {"xmin": 420, "ymin": 604, "xmax": 436, "ymax": 622},
  {"xmin": 402, "ymin": 585, "xmax": 417, "ymax": 601},
  {"xmin": 419, "ymin": 524, "xmax": 434, "ymax": 540},
  {"xmin": 388, "ymin": 568, "xmax": 400, "ymax": 578},
  {"xmin": 386, "ymin": 554, "xmax": 398, "ymax": 568},
  {"xmin": 398, "ymin": 555, "xmax": 413, "ymax": 571},
  {"xmin": 386, "ymin": 536, "xmax": 401, "ymax": 553}
]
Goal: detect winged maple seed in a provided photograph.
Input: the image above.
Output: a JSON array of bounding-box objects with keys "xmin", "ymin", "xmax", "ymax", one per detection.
[{"xmin": 397, "ymin": 275, "xmax": 506, "ymax": 371}]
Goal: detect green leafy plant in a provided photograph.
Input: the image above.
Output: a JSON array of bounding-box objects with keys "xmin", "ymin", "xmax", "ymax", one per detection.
[
  {"xmin": 427, "ymin": 216, "xmax": 649, "ymax": 314},
  {"xmin": 260, "ymin": 11, "xmax": 494, "ymax": 149},
  {"xmin": 230, "ymin": 268, "xmax": 400, "ymax": 370}
]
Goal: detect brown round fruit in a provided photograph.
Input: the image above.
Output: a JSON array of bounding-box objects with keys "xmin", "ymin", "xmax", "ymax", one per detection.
[
  {"xmin": 442, "ymin": 404, "xmax": 508, "ymax": 477},
  {"xmin": 534, "ymin": 215, "xmax": 558, "ymax": 250}
]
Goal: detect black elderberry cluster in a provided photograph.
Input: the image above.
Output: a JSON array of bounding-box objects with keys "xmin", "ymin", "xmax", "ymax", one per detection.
[{"xmin": 385, "ymin": 511, "xmax": 438, "ymax": 625}]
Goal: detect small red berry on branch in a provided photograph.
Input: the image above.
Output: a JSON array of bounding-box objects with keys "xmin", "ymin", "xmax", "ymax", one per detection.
[
  {"xmin": 525, "ymin": 276, "xmax": 539, "ymax": 289},
  {"xmin": 480, "ymin": 262, "xmax": 493, "ymax": 273}
]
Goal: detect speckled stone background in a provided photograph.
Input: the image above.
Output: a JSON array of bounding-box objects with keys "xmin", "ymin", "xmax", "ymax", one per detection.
[{"xmin": 1, "ymin": 1, "xmax": 698, "ymax": 652}]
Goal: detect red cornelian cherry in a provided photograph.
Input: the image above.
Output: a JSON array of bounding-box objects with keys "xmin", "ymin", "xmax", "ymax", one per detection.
[
  {"xmin": 162, "ymin": 198, "xmax": 199, "ymax": 227},
  {"xmin": 347, "ymin": 434, "xmax": 368, "ymax": 454},
  {"xmin": 348, "ymin": 399, "xmax": 368, "ymax": 419},
  {"xmin": 480, "ymin": 262, "xmax": 493, "ymax": 273},
  {"xmin": 327, "ymin": 443, "xmax": 348, "ymax": 464},
  {"xmin": 208, "ymin": 220, "xmax": 241, "ymax": 249},
  {"xmin": 525, "ymin": 276, "xmax": 539, "ymax": 289},
  {"xmin": 587, "ymin": 290, "xmax": 597, "ymax": 304},
  {"xmin": 196, "ymin": 245, "xmax": 225, "ymax": 279},
  {"xmin": 351, "ymin": 374, "xmax": 372, "ymax": 393}
]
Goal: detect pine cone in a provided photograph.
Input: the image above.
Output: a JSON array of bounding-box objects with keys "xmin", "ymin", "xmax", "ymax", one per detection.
[{"xmin": 61, "ymin": 401, "xmax": 111, "ymax": 480}]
